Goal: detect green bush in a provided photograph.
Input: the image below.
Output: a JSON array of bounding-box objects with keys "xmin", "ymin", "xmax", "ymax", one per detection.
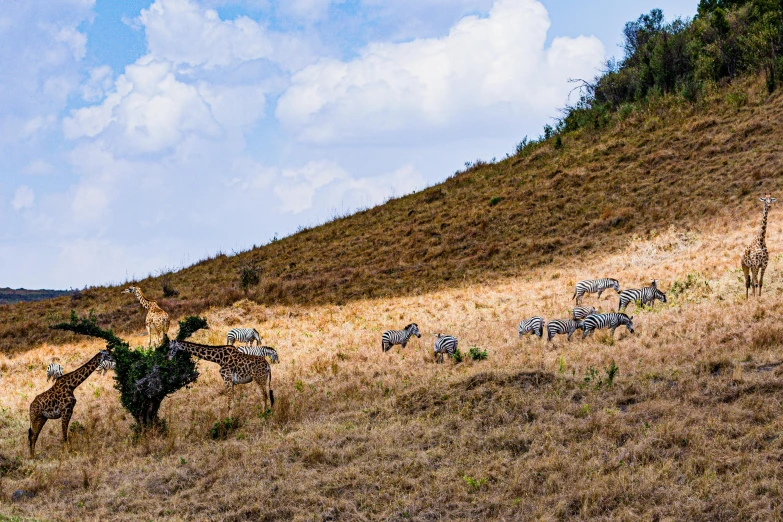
[
  {"xmin": 449, "ymin": 348, "xmax": 463, "ymax": 363},
  {"xmin": 468, "ymin": 347, "xmax": 488, "ymax": 361},
  {"xmin": 210, "ymin": 417, "xmax": 241, "ymax": 440}
]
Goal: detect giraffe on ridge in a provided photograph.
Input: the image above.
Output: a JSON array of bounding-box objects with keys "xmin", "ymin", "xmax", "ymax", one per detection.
[
  {"xmin": 742, "ymin": 194, "xmax": 776, "ymax": 298},
  {"xmin": 28, "ymin": 350, "xmax": 112, "ymax": 458},
  {"xmin": 123, "ymin": 285, "xmax": 170, "ymax": 346},
  {"xmin": 167, "ymin": 340, "xmax": 274, "ymax": 412}
]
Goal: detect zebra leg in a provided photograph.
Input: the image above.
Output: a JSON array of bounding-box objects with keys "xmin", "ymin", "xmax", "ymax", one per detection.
[
  {"xmin": 611, "ymin": 327, "xmax": 617, "ymax": 338},
  {"xmin": 401, "ymin": 341, "xmax": 407, "ymax": 349},
  {"xmin": 597, "ymin": 289, "xmax": 604, "ymax": 299},
  {"xmin": 567, "ymin": 331, "xmax": 573, "ymax": 341}
]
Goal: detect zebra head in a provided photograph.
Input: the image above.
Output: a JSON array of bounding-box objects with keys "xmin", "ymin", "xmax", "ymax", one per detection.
[
  {"xmin": 611, "ymin": 279, "xmax": 621, "ymax": 293},
  {"xmin": 621, "ymin": 314, "xmax": 634, "ymax": 334},
  {"xmin": 406, "ymin": 323, "xmax": 421, "ymax": 338},
  {"xmin": 655, "ymin": 287, "xmax": 667, "ymax": 303},
  {"xmin": 167, "ymin": 340, "xmax": 183, "ymax": 360},
  {"xmin": 98, "ymin": 350, "xmax": 112, "ymax": 364}
]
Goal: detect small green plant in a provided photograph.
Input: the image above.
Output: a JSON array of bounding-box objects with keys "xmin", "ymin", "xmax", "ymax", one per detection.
[
  {"xmin": 554, "ymin": 135, "xmax": 563, "ymax": 149},
  {"xmin": 210, "ymin": 417, "xmax": 240, "ymax": 440},
  {"xmin": 468, "ymin": 347, "xmax": 488, "ymax": 361},
  {"xmin": 258, "ymin": 408, "xmax": 273, "ymax": 420},
  {"xmin": 179, "ymin": 457, "xmax": 187, "ymax": 465},
  {"xmin": 463, "ymin": 475, "xmax": 487, "ymax": 491},
  {"xmin": 450, "ymin": 348, "xmax": 463, "ymax": 363},
  {"xmin": 294, "ymin": 379, "xmax": 305, "ymax": 392},
  {"xmin": 606, "ymin": 360, "xmax": 619, "ymax": 386},
  {"xmin": 578, "ymin": 403, "xmax": 590, "ymax": 417},
  {"xmin": 584, "ymin": 366, "xmax": 599, "ymax": 385},
  {"xmin": 489, "ymin": 196, "xmax": 502, "ymax": 206},
  {"xmin": 557, "ymin": 356, "xmax": 567, "ymax": 374},
  {"xmin": 69, "ymin": 421, "xmax": 85, "ymax": 434}
]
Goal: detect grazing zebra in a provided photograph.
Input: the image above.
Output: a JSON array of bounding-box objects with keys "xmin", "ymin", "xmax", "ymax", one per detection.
[
  {"xmin": 582, "ymin": 313, "xmax": 634, "ymax": 339},
  {"xmin": 573, "ymin": 278, "xmax": 621, "ymax": 305},
  {"xmin": 381, "ymin": 323, "xmax": 421, "ymax": 352},
  {"xmin": 518, "ymin": 317, "xmax": 544, "ymax": 339},
  {"xmin": 572, "ymin": 306, "xmax": 597, "ymax": 320},
  {"xmin": 226, "ymin": 327, "xmax": 262, "ymax": 346},
  {"xmin": 433, "ymin": 334, "xmax": 458, "ymax": 363},
  {"xmin": 546, "ymin": 319, "xmax": 585, "ymax": 342},
  {"xmin": 46, "ymin": 363, "xmax": 64, "ymax": 381},
  {"xmin": 618, "ymin": 280, "xmax": 667, "ymax": 311},
  {"xmin": 237, "ymin": 345, "xmax": 280, "ymax": 363},
  {"xmin": 97, "ymin": 359, "xmax": 116, "ymax": 375}
]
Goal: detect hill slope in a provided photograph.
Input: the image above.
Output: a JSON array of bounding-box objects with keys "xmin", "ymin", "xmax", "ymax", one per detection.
[
  {"xmin": 1, "ymin": 77, "xmax": 782, "ymax": 353},
  {"xmin": 0, "ymin": 288, "xmax": 72, "ymax": 305}
]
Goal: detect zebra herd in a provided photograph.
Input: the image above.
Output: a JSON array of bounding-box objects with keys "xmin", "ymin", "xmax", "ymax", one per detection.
[
  {"xmin": 519, "ymin": 278, "xmax": 665, "ymax": 343},
  {"xmin": 44, "ymin": 327, "xmax": 280, "ymax": 382},
  {"xmin": 379, "ymin": 278, "xmax": 663, "ymax": 362}
]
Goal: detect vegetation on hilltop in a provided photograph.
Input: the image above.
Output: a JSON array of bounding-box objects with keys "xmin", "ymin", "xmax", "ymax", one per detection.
[{"xmin": 0, "ymin": 288, "xmax": 72, "ymax": 306}]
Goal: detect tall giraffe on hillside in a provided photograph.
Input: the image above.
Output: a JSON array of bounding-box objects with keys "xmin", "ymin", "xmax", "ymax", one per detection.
[
  {"xmin": 742, "ymin": 194, "xmax": 776, "ymax": 298},
  {"xmin": 167, "ymin": 340, "xmax": 274, "ymax": 412},
  {"xmin": 123, "ymin": 285, "xmax": 170, "ymax": 346},
  {"xmin": 28, "ymin": 350, "xmax": 112, "ymax": 458}
]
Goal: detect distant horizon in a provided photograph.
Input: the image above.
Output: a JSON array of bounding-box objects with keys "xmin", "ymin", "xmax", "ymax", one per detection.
[{"xmin": 1, "ymin": 0, "xmax": 696, "ymax": 289}]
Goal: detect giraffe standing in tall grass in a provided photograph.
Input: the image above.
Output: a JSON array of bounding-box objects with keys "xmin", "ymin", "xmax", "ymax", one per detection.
[
  {"xmin": 742, "ymin": 194, "xmax": 776, "ymax": 298},
  {"xmin": 123, "ymin": 285, "xmax": 170, "ymax": 346},
  {"xmin": 28, "ymin": 350, "xmax": 112, "ymax": 458}
]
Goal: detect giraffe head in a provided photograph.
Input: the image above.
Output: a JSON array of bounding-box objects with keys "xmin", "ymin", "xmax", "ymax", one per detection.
[
  {"xmin": 760, "ymin": 193, "xmax": 777, "ymax": 208},
  {"xmin": 122, "ymin": 285, "xmax": 139, "ymax": 295}
]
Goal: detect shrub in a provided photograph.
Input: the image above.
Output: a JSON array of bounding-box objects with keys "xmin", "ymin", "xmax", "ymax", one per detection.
[
  {"xmin": 210, "ymin": 417, "xmax": 241, "ymax": 440},
  {"xmin": 450, "ymin": 348, "xmax": 463, "ymax": 363},
  {"xmin": 239, "ymin": 262, "xmax": 261, "ymax": 291},
  {"xmin": 468, "ymin": 347, "xmax": 488, "ymax": 361},
  {"xmin": 489, "ymin": 197, "xmax": 502, "ymax": 207}
]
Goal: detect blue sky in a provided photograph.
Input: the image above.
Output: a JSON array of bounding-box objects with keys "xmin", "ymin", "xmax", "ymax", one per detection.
[{"xmin": 0, "ymin": 0, "xmax": 696, "ymax": 289}]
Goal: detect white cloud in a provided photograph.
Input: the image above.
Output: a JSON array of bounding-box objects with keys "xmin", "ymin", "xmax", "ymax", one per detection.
[
  {"xmin": 23, "ymin": 159, "xmax": 56, "ymax": 176},
  {"xmin": 140, "ymin": 0, "xmax": 274, "ymax": 68},
  {"xmin": 276, "ymin": 0, "xmax": 604, "ymax": 143},
  {"xmin": 82, "ymin": 65, "xmax": 114, "ymax": 102},
  {"xmin": 71, "ymin": 185, "xmax": 109, "ymax": 223},
  {"xmin": 273, "ymin": 160, "xmax": 425, "ymax": 214},
  {"xmin": 11, "ymin": 186, "xmax": 34, "ymax": 210}
]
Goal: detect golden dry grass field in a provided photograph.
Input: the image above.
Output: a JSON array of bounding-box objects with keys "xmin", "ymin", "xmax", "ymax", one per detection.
[{"xmin": 3, "ymin": 205, "xmax": 783, "ymax": 520}]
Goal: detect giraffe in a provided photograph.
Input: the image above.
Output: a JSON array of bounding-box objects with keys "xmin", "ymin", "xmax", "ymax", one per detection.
[
  {"xmin": 123, "ymin": 285, "xmax": 170, "ymax": 346},
  {"xmin": 167, "ymin": 340, "xmax": 274, "ymax": 412},
  {"xmin": 28, "ymin": 350, "xmax": 112, "ymax": 458},
  {"xmin": 742, "ymin": 194, "xmax": 776, "ymax": 298}
]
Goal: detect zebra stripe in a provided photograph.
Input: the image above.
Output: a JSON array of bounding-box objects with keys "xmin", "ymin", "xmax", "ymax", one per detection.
[
  {"xmin": 572, "ymin": 306, "xmax": 597, "ymax": 320},
  {"xmin": 226, "ymin": 328, "xmax": 262, "ymax": 346},
  {"xmin": 546, "ymin": 319, "xmax": 584, "ymax": 342},
  {"xmin": 573, "ymin": 278, "xmax": 621, "ymax": 305},
  {"xmin": 46, "ymin": 363, "xmax": 63, "ymax": 381},
  {"xmin": 582, "ymin": 313, "xmax": 634, "ymax": 338},
  {"xmin": 518, "ymin": 317, "xmax": 544, "ymax": 338},
  {"xmin": 618, "ymin": 280, "xmax": 666, "ymax": 311},
  {"xmin": 97, "ymin": 359, "xmax": 116, "ymax": 375},
  {"xmin": 433, "ymin": 334, "xmax": 458, "ymax": 363},
  {"xmin": 382, "ymin": 323, "xmax": 421, "ymax": 352},
  {"xmin": 237, "ymin": 345, "xmax": 280, "ymax": 363}
]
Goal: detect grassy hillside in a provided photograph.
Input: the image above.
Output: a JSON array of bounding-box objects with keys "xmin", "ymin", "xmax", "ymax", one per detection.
[
  {"xmin": 0, "ymin": 289, "xmax": 72, "ymax": 306},
  {"xmin": 2, "ymin": 213, "xmax": 783, "ymax": 520},
  {"xmin": 1, "ymin": 77, "xmax": 781, "ymax": 354}
]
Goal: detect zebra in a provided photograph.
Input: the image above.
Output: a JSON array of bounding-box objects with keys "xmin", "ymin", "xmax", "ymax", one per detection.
[
  {"xmin": 572, "ymin": 306, "xmax": 597, "ymax": 320},
  {"xmin": 582, "ymin": 313, "xmax": 634, "ymax": 339},
  {"xmin": 433, "ymin": 334, "xmax": 458, "ymax": 363},
  {"xmin": 573, "ymin": 278, "xmax": 621, "ymax": 305},
  {"xmin": 381, "ymin": 323, "xmax": 421, "ymax": 352},
  {"xmin": 226, "ymin": 327, "xmax": 262, "ymax": 346},
  {"xmin": 546, "ymin": 319, "xmax": 585, "ymax": 342},
  {"xmin": 237, "ymin": 345, "xmax": 280, "ymax": 363},
  {"xmin": 618, "ymin": 280, "xmax": 667, "ymax": 311},
  {"xmin": 97, "ymin": 358, "xmax": 116, "ymax": 375},
  {"xmin": 46, "ymin": 363, "xmax": 64, "ymax": 381},
  {"xmin": 517, "ymin": 317, "xmax": 544, "ymax": 339}
]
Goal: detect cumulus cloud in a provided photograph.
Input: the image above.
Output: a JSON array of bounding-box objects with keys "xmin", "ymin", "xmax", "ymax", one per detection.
[
  {"xmin": 276, "ymin": 0, "xmax": 604, "ymax": 143},
  {"xmin": 273, "ymin": 160, "xmax": 425, "ymax": 214},
  {"xmin": 11, "ymin": 186, "xmax": 34, "ymax": 211}
]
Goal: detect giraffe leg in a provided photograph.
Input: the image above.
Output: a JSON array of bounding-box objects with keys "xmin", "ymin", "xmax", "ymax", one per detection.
[
  {"xmin": 61, "ymin": 400, "xmax": 75, "ymax": 449},
  {"xmin": 759, "ymin": 266, "xmax": 767, "ymax": 296},
  {"xmin": 147, "ymin": 324, "xmax": 153, "ymax": 347},
  {"xmin": 742, "ymin": 263, "xmax": 751, "ymax": 298},
  {"xmin": 28, "ymin": 415, "xmax": 46, "ymax": 459},
  {"xmin": 751, "ymin": 267, "xmax": 760, "ymax": 297}
]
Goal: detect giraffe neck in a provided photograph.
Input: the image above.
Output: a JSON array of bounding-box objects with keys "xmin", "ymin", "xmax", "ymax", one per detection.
[
  {"xmin": 176, "ymin": 341, "xmax": 226, "ymax": 364},
  {"xmin": 757, "ymin": 203, "xmax": 770, "ymax": 244},
  {"xmin": 133, "ymin": 288, "xmax": 152, "ymax": 310},
  {"xmin": 59, "ymin": 352, "xmax": 105, "ymax": 390}
]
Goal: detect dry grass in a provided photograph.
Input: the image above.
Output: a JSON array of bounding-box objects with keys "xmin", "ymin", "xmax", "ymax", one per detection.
[
  {"xmin": 2, "ymin": 207, "xmax": 783, "ymax": 520},
  {"xmin": 1, "ymin": 77, "xmax": 783, "ymax": 353}
]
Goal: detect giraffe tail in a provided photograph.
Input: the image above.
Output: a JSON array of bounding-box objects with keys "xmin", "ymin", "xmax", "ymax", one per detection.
[
  {"xmin": 269, "ymin": 389, "xmax": 275, "ymax": 408},
  {"xmin": 28, "ymin": 427, "xmax": 32, "ymax": 445}
]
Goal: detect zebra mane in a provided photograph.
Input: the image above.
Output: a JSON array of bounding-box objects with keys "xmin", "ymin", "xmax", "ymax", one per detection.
[{"xmin": 404, "ymin": 323, "xmax": 418, "ymax": 330}]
